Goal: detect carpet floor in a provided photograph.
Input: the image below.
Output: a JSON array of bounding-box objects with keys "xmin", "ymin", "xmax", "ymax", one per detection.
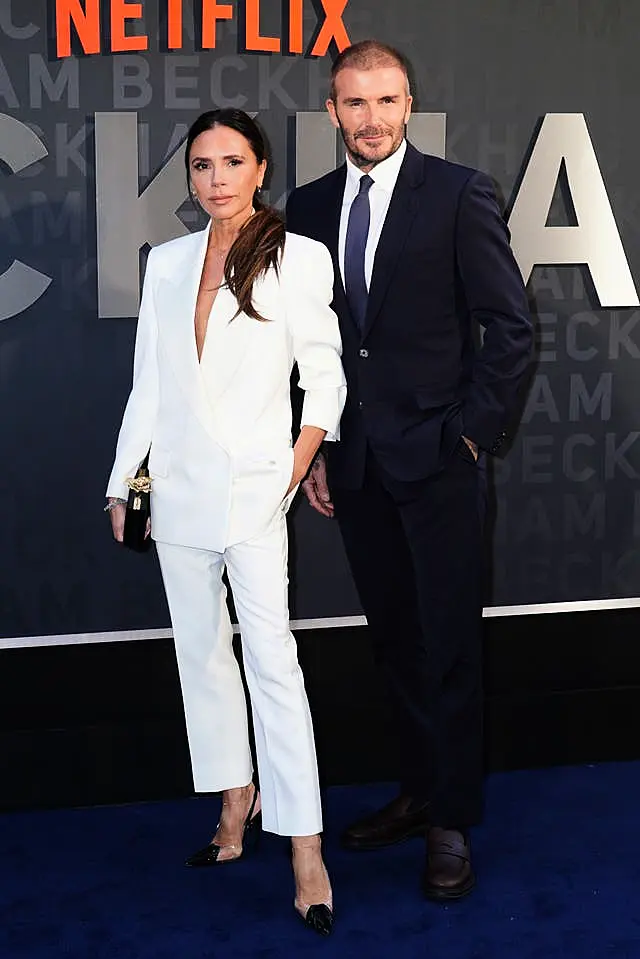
[{"xmin": 2, "ymin": 761, "xmax": 639, "ymax": 958}]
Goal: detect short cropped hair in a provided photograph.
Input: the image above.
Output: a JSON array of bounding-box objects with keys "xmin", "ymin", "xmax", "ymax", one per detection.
[{"xmin": 329, "ymin": 40, "xmax": 411, "ymax": 101}]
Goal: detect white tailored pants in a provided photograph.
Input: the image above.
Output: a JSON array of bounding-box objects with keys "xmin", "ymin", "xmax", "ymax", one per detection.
[{"xmin": 155, "ymin": 511, "xmax": 322, "ymax": 837}]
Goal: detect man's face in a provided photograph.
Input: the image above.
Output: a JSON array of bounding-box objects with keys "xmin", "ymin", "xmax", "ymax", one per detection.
[{"xmin": 327, "ymin": 65, "xmax": 412, "ymax": 171}]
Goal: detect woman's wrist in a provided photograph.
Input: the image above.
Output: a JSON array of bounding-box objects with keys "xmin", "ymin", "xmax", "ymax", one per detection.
[
  {"xmin": 293, "ymin": 450, "xmax": 317, "ymax": 484},
  {"xmin": 104, "ymin": 498, "xmax": 126, "ymax": 512},
  {"xmin": 293, "ymin": 427, "xmax": 327, "ymax": 481}
]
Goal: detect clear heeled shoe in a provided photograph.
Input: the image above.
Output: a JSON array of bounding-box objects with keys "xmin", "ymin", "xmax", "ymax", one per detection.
[
  {"xmin": 292, "ymin": 843, "xmax": 334, "ymax": 937},
  {"xmin": 185, "ymin": 783, "xmax": 261, "ymax": 867}
]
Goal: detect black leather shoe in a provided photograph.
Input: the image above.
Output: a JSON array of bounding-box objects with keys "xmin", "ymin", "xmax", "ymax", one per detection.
[
  {"xmin": 185, "ymin": 786, "xmax": 261, "ymax": 867},
  {"xmin": 341, "ymin": 795, "xmax": 431, "ymax": 850},
  {"xmin": 422, "ymin": 826, "xmax": 475, "ymax": 901}
]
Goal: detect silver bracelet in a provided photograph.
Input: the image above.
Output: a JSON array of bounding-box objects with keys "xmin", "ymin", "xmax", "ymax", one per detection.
[{"xmin": 104, "ymin": 499, "xmax": 127, "ymax": 512}]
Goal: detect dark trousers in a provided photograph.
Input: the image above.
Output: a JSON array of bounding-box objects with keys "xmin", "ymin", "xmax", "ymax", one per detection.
[{"xmin": 332, "ymin": 441, "xmax": 486, "ymax": 828}]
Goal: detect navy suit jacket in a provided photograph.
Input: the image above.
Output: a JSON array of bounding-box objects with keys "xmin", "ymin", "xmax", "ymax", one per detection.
[{"xmin": 286, "ymin": 141, "xmax": 533, "ymax": 489}]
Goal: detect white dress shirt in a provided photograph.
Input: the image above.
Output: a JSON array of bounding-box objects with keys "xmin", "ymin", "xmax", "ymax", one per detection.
[{"xmin": 338, "ymin": 138, "xmax": 407, "ymax": 291}]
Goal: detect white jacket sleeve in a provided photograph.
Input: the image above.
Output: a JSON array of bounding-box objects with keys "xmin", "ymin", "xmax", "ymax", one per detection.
[
  {"xmin": 105, "ymin": 248, "xmax": 160, "ymax": 498},
  {"xmin": 284, "ymin": 237, "xmax": 346, "ymax": 441}
]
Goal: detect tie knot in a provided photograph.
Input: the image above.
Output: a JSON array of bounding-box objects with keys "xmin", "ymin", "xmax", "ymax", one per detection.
[{"xmin": 358, "ymin": 174, "xmax": 373, "ymax": 195}]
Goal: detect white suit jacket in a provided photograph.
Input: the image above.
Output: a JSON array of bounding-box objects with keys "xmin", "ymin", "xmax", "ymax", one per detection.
[{"xmin": 106, "ymin": 225, "xmax": 346, "ymax": 551}]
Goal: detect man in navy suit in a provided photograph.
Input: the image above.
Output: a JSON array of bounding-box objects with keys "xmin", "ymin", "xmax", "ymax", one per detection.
[{"xmin": 286, "ymin": 40, "xmax": 533, "ymax": 900}]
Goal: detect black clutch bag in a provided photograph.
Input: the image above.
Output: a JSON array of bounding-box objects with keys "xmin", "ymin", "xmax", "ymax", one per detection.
[{"xmin": 123, "ymin": 453, "xmax": 152, "ymax": 553}]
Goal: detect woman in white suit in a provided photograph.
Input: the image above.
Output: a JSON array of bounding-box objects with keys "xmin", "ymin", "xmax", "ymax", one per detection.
[{"xmin": 105, "ymin": 109, "xmax": 345, "ymax": 936}]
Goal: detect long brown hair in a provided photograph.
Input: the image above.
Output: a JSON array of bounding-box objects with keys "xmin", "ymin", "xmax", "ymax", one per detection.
[{"xmin": 185, "ymin": 109, "xmax": 285, "ymax": 321}]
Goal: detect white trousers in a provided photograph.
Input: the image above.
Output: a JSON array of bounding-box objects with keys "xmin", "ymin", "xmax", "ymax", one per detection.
[{"xmin": 155, "ymin": 511, "xmax": 322, "ymax": 836}]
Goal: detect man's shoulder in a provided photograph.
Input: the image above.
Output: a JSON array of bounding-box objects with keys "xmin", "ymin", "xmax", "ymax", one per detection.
[
  {"xmin": 410, "ymin": 146, "xmax": 484, "ymax": 192},
  {"xmin": 288, "ymin": 168, "xmax": 343, "ymax": 206},
  {"xmin": 288, "ymin": 146, "xmax": 489, "ymax": 207}
]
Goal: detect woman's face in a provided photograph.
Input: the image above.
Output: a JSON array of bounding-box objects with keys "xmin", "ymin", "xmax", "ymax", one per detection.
[{"xmin": 189, "ymin": 124, "xmax": 266, "ymax": 225}]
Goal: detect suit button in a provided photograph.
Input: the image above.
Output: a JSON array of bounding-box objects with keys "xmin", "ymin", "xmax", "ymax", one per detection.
[
  {"xmin": 359, "ymin": 401, "xmax": 364, "ymax": 409},
  {"xmin": 359, "ymin": 349, "xmax": 369, "ymax": 358}
]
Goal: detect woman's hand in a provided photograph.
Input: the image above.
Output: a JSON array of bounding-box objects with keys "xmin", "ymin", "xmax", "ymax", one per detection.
[
  {"xmin": 107, "ymin": 501, "xmax": 152, "ymax": 542},
  {"xmin": 108, "ymin": 501, "xmax": 127, "ymax": 542}
]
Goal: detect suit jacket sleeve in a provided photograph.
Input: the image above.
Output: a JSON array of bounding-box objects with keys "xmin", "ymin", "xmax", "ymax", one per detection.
[
  {"xmin": 456, "ymin": 172, "xmax": 533, "ymax": 453},
  {"xmin": 105, "ymin": 247, "xmax": 160, "ymax": 498},
  {"xmin": 283, "ymin": 237, "xmax": 346, "ymax": 442}
]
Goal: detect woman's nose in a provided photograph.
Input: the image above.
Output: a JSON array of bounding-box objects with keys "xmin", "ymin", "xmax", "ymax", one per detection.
[{"xmin": 210, "ymin": 165, "xmax": 225, "ymax": 186}]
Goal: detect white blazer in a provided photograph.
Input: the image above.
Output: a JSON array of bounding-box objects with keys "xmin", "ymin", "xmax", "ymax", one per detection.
[{"xmin": 106, "ymin": 224, "xmax": 346, "ymax": 551}]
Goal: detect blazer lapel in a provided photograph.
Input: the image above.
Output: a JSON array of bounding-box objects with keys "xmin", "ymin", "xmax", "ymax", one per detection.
[
  {"xmin": 362, "ymin": 144, "xmax": 425, "ymax": 339},
  {"xmin": 156, "ymin": 223, "xmax": 223, "ymax": 443}
]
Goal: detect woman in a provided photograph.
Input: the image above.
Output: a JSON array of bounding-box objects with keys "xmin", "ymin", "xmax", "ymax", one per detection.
[{"xmin": 105, "ymin": 109, "xmax": 346, "ymax": 936}]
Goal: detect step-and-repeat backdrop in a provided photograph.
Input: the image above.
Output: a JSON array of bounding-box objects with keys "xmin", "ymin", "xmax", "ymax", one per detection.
[{"xmin": 1, "ymin": 0, "xmax": 639, "ymax": 640}]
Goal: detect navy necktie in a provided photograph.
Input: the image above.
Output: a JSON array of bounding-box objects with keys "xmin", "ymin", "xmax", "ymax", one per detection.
[{"xmin": 344, "ymin": 173, "xmax": 373, "ymax": 331}]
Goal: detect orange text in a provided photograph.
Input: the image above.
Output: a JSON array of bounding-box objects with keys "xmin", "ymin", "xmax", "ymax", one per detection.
[{"xmin": 54, "ymin": 0, "xmax": 351, "ymax": 57}]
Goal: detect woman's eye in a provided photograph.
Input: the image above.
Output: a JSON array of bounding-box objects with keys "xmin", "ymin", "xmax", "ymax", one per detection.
[
  {"xmin": 193, "ymin": 161, "xmax": 207, "ymax": 171},
  {"xmin": 228, "ymin": 159, "xmax": 241, "ymax": 167}
]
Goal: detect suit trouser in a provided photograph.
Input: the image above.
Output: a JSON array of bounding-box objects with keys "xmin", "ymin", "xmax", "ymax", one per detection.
[
  {"xmin": 155, "ymin": 510, "xmax": 322, "ymax": 837},
  {"xmin": 332, "ymin": 441, "xmax": 486, "ymax": 828}
]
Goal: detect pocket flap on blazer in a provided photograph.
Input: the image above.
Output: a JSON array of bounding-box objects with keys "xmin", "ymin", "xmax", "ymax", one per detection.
[
  {"xmin": 149, "ymin": 447, "xmax": 170, "ymax": 477},
  {"xmin": 414, "ymin": 388, "xmax": 457, "ymax": 411}
]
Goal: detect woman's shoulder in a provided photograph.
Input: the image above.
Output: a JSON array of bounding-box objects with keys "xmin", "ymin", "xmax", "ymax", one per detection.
[
  {"xmin": 281, "ymin": 231, "xmax": 331, "ymax": 269},
  {"xmin": 147, "ymin": 227, "xmax": 207, "ymax": 271}
]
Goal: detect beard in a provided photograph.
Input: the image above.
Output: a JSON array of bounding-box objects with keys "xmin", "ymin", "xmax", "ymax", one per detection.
[{"xmin": 337, "ymin": 118, "xmax": 405, "ymax": 169}]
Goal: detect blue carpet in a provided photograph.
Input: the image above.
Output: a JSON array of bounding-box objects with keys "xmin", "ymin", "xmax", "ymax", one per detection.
[{"xmin": 2, "ymin": 762, "xmax": 640, "ymax": 958}]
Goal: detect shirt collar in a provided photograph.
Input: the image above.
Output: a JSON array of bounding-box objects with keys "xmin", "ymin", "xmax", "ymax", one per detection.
[{"xmin": 345, "ymin": 138, "xmax": 407, "ymax": 193}]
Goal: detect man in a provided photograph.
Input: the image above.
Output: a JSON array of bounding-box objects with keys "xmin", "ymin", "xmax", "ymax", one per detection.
[{"xmin": 286, "ymin": 40, "xmax": 533, "ymax": 900}]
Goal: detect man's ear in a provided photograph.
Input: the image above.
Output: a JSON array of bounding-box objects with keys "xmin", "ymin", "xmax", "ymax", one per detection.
[
  {"xmin": 404, "ymin": 95, "xmax": 413, "ymax": 125},
  {"xmin": 326, "ymin": 98, "xmax": 340, "ymax": 130}
]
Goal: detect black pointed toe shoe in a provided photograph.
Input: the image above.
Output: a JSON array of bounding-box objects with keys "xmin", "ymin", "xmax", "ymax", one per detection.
[
  {"xmin": 185, "ymin": 786, "xmax": 261, "ymax": 867},
  {"xmin": 293, "ymin": 856, "xmax": 334, "ymax": 937},
  {"xmin": 296, "ymin": 902, "xmax": 333, "ymax": 937}
]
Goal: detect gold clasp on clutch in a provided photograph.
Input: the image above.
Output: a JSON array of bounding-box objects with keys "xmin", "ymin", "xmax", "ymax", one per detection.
[{"xmin": 125, "ymin": 475, "xmax": 152, "ymax": 495}]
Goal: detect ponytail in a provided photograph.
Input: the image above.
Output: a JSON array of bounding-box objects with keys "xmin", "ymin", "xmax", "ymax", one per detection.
[{"xmin": 224, "ymin": 196, "xmax": 286, "ymax": 322}]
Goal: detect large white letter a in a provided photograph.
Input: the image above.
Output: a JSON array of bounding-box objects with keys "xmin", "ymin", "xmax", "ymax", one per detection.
[{"xmin": 508, "ymin": 113, "xmax": 639, "ymax": 308}]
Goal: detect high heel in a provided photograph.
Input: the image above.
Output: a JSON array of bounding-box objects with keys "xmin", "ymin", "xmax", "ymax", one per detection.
[
  {"xmin": 292, "ymin": 844, "xmax": 334, "ymax": 937},
  {"xmin": 185, "ymin": 784, "xmax": 261, "ymax": 867}
]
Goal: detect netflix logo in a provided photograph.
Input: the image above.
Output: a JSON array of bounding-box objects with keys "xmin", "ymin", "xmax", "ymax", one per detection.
[{"xmin": 53, "ymin": 0, "xmax": 351, "ymax": 58}]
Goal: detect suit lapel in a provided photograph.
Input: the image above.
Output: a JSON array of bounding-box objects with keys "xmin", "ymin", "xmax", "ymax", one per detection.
[
  {"xmin": 156, "ymin": 223, "xmax": 223, "ymax": 443},
  {"xmin": 362, "ymin": 144, "xmax": 424, "ymax": 339}
]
